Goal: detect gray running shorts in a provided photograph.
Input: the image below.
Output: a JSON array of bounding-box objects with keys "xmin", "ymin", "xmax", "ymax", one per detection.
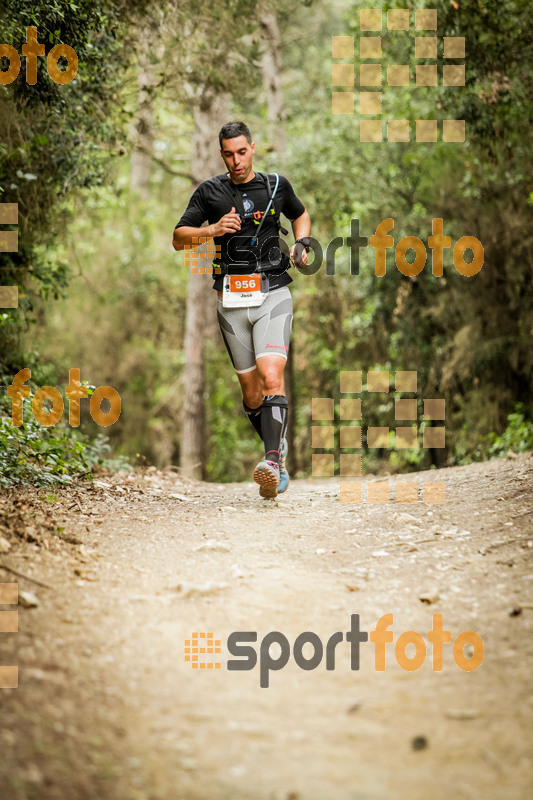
[{"xmin": 216, "ymin": 286, "xmax": 293, "ymax": 374}]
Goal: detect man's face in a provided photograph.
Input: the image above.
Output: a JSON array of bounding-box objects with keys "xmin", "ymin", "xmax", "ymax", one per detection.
[{"xmin": 220, "ymin": 135, "xmax": 255, "ymax": 183}]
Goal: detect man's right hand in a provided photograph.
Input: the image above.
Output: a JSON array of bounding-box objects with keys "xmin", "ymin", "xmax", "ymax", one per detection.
[
  {"xmin": 172, "ymin": 207, "xmax": 241, "ymax": 251},
  {"xmin": 211, "ymin": 207, "xmax": 241, "ymax": 237}
]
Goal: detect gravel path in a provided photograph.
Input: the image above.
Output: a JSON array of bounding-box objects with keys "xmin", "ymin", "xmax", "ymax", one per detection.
[{"xmin": 1, "ymin": 454, "xmax": 532, "ymax": 800}]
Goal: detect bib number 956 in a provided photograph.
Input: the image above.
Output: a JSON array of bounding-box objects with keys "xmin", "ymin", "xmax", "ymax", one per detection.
[{"xmin": 230, "ymin": 275, "xmax": 260, "ymax": 292}]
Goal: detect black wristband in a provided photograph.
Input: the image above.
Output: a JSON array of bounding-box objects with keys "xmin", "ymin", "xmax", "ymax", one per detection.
[{"xmin": 295, "ymin": 237, "xmax": 311, "ymax": 252}]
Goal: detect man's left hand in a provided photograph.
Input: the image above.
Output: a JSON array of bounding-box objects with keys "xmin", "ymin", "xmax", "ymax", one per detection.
[{"xmin": 290, "ymin": 242, "xmax": 308, "ymax": 269}]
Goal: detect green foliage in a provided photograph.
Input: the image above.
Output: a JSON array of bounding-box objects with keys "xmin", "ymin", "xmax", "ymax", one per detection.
[
  {"xmin": 488, "ymin": 405, "xmax": 533, "ymax": 457},
  {"xmin": 0, "ymin": 368, "xmax": 131, "ymax": 487},
  {"xmin": 283, "ymin": 0, "xmax": 533, "ymax": 473},
  {"xmin": 1, "ymin": 0, "xmax": 531, "ymax": 485},
  {"xmin": 0, "ymin": 0, "xmax": 151, "ymax": 369},
  {"xmin": 0, "ymin": 0, "xmax": 166, "ymax": 486},
  {"xmin": 0, "ymin": 392, "xmax": 129, "ymax": 487}
]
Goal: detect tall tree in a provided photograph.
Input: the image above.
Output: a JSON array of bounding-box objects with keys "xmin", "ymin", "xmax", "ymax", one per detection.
[
  {"xmin": 180, "ymin": 89, "xmax": 229, "ymax": 479},
  {"xmin": 156, "ymin": 0, "xmax": 259, "ymax": 478},
  {"xmin": 130, "ymin": 20, "xmax": 165, "ymax": 198},
  {"xmin": 257, "ymin": 4, "xmax": 288, "ymax": 159}
]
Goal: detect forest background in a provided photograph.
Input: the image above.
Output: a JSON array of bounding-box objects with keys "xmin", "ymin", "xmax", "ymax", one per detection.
[{"xmin": 0, "ymin": 0, "xmax": 532, "ymax": 488}]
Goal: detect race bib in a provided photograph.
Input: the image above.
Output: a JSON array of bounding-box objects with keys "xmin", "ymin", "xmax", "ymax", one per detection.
[{"xmin": 222, "ymin": 273, "xmax": 269, "ymax": 308}]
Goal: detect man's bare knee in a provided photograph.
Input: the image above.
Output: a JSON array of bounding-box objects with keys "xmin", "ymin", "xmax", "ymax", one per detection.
[
  {"xmin": 242, "ymin": 389, "xmax": 263, "ymax": 409},
  {"xmin": 256, "ymin": 356, "xmax": 286, "ymax": 397},
  {"xmin": 260, "ymin": 370, "xmax": 285, "ymax": 396},
  {"xmin": 261, "ymin": 380, "xmax": 284, "ymax": 396},
  {"xmin": 237, "ymin": 369, "xmax": 262, "ymax": 409}
]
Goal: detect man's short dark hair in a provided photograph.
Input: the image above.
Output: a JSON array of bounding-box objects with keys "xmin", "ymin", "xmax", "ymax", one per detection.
[{"xmin": 219, "ymin": 121, "xmax": 252, "ymax": 148}]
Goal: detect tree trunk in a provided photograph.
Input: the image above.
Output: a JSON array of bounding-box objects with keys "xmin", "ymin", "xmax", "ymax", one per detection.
[
  {"xmin": 257, "ymin": 4, "xmax": 296, "ymax": 470},
  {"xmin": 257, "ymin": 5, "xmax": 288, "ymax": 159},
  {"xmin": 180, "ymin": 89, "xmax": 229, "ymax": 480},
  {"xmin": 131, "ymin": 32, "xmax": 163, "ymax": 199}
]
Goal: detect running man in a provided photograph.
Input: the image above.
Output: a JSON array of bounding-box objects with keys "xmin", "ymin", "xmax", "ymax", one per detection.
[{"xmin": 172, "ymin": 121, "xmax": 311, "ymax": 498}]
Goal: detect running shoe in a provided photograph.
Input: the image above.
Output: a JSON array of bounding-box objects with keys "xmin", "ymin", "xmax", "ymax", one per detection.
[
  {"xmin": 253, "ymin": 460, "xmax": 280, "ymax": 499},
  {"xmin": 278, "ymin": 437, "xmax": 290, "ymax": 494}
]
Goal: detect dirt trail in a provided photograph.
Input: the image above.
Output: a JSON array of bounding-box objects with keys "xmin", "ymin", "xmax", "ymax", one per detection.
[{"xmin": 1, "ymin": 455, "xmax": 532, "ymax": 800}]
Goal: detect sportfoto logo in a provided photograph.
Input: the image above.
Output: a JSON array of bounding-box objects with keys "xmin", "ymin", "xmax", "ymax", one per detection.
[
  {"xmin": 183, "ymin": 218, "xmax": 484, "ymax": 278},
  {"xmin": 332, "ymin": 8, "xmax": 466, "ymax": 142},
  {"xmin": 296, "ymin": 217, "xmax": 483, "ymax": 278},
  {"xmin": 184, "ymin": 236, "xmax": 221, "ymax": 274},
  {"xmin": 184, "ymin": 614, "xmax": 484, "ymax": 688}
]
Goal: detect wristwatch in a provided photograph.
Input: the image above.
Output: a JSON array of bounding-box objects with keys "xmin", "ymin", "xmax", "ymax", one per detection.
[{"xmin": 295, "ymin": 237, "xmax": 311, "ymax": 252}]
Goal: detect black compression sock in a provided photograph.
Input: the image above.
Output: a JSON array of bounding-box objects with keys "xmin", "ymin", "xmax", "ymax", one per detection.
[
  {"xmin": 261, "ymin": 395, "xmax": 288, "ymax": 465},
  {"xmin": 243, "ymin": 400, "xmax": 263, "ymax": 440}
]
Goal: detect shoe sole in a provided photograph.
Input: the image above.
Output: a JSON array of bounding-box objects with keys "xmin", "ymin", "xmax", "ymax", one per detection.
[{"xmin": 253, "ymin": 464, "xmax": 279, "ymax": 499}]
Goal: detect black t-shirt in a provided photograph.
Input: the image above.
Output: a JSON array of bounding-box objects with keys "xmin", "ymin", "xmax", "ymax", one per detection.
[{"xmin": 175, "ymin": 172, "xmax": 305, "ymax": 290}]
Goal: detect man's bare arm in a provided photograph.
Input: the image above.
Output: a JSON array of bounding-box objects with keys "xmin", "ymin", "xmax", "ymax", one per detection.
[
  {"xmin": 290, "ymin": 209, "xmax": 311, "ymax": 242},
  {"xmin": 172, "ymin": 207, "xmax": 241, "ymax": 251}
]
